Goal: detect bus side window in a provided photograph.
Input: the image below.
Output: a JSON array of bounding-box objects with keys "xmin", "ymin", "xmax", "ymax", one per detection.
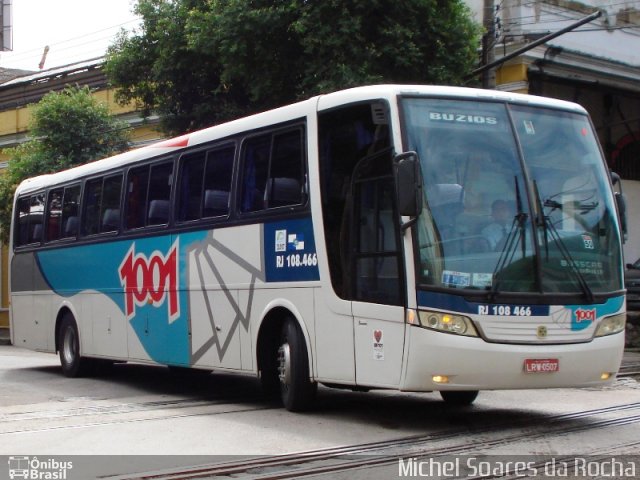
[
  {"xmin": 126, "ymin": 166, "xmax": 149, "ymax": 229},
  {"xmin": 241, "ymin": 135, "xmax": 271, "ymax": 213},
  {"xmin": 178, "ymin": 151, "xmax": 206, "ymax": 221},
  {"xmin": 318, "ymin": 103, "xmax": 391, "ymax": 300},
  {"xmin": 265, "ymin": 130, "xmax": 304, "ymax": 208},
  {"xmin": 16, "ymin": 197, "xmax": 31, "ymax": 246},
  {"xmin": 82, "ymin": 176, "xmax": 122, "ymax": 236},
  {"xmin": 15, "ymin": 195, "xmax": 45, "ymax": 247},
  {"xmin": 100, "ymin": 175, "xmax": 122, "ymax": 233},
  {"xmin": 46, "ymin": 188, "xmax": 64, "ymax": 242},
  {"xmin": 61, "ymin": 184, "xmax": 81, "ymax": 238},
  {"xmin": 82, "ymin": 179, "xmax": 103, "ymax": 236},
  {"xmin": 203, "ymin": 146, "xmax": 234, "ymax": 217},
  {"xmin": 240, "ymin": 128, "xmax": 305, "ymax": 213},
  {"xmin": 147, "ymin": 162, "xmax": 173, "ymax": 225}
]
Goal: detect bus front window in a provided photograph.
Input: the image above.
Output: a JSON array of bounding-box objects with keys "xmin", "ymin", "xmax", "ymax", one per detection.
[
  {"xmin": 512, "ymin": 105, "xmax": 623, "ymax": 294},
  {"xmin": 402, "ymin": 97, "xmax": 622, "ymax": 297}
]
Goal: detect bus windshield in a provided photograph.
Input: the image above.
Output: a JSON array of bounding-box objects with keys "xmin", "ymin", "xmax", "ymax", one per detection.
[{"xmin": 402, "ymin": 97, "xmax": 623, "ymax": 297}]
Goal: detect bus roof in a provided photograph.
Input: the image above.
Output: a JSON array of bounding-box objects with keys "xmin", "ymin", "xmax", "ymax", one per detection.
[{"xmin": 14, "ymin": 84, "xmax": 587, "ymax": 196}]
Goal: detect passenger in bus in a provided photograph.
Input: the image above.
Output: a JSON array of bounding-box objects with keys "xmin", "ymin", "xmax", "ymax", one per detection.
[{"xmin": 481, "ymin": 199, "xmax": 512, "ymax": 250}]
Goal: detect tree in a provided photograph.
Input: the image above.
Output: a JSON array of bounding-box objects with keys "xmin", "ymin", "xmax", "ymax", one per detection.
[
  {"xmin": 105, "ymin": 0, "xmax": 249, "ymax": 135},
  {"xmin": 106, "ymin": 0, "xmax": 480, "ymax": 136},
  {"xmin": 0, "ymin": 86, "xmax": 130, "ymax": 242}
]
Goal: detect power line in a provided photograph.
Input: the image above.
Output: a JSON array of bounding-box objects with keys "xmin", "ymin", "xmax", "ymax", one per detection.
[{"xmin": 1, "ymin": 18, "xmax": 139, "ymax": 70}]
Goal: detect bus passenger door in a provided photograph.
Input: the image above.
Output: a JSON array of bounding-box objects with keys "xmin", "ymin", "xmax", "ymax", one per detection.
[
  {"xmin": 316, "ymin": 100, "xmax": 404, "ymax": 387},
  {"xmin": 351, "ymin": 156, "xmax": 406, "ymax": 388}
]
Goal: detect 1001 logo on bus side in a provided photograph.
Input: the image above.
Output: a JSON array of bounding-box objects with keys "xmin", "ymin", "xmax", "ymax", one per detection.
[{"xmin": 119, "ymin": 240, "xmax": 179, "ymax": 323}]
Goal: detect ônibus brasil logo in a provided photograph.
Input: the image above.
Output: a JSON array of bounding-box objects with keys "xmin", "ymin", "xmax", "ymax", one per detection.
[{"xmin": 119, "ymin": 240, "xmax": 179, "ymax": 323}]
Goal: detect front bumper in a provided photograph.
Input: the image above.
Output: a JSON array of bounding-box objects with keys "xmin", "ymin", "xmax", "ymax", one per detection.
[{"xmin": 400, "ymin": 325, "xmax": 624, "ymax": 391}]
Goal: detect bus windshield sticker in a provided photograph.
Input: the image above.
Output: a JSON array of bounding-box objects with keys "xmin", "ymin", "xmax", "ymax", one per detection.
[
  {"xmin": 472, "ymin": 273, "xmax": 493, "ymax": 288},
  {"xmin": 442, "ymin": 270, "xmax": 470, "ymax": 288},
  {"xmin": 523, "ymin": 120, "xmax": 536, "ymax": 135}
]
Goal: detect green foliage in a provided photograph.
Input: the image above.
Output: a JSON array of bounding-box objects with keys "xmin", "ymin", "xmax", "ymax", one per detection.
[
  {"xmin": 106, "ymin": 0, "xmax": 248, "ymax": 134},
  {"xmin": 106, "ymin": 0, "xmax": 481, "ymax": 136},
  {"xmin": 0, "ymin": 86, "xmax": 129, "ymax": 242}
]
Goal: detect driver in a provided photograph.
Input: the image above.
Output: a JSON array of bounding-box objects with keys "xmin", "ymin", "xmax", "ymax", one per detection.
[{"xmin": 482, "ymin": 199, "xmax": 512, "ymax": 250}]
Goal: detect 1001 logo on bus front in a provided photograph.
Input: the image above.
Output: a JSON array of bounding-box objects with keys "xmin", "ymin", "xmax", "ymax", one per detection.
[{"xmin": 119, "ymin": 240, "xmax": 180, "ymax": 323}]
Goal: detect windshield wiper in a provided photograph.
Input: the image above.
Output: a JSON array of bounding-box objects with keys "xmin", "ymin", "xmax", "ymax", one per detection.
[
  {"xmin": 534, "ymin": 180, "xmax": 594, "ymax": 303},
  {"xmin": 488, "ymin": 177, "xmax": 528, "ymax": 301},
  {"xmin": 544, "ymin": 198, "xmax": 598, "ymax": 214}
]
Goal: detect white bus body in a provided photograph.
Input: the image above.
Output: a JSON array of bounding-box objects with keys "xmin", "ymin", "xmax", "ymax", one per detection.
[{"xmin": 10, "ymin": 86, "xmax": 626, "ymax": 410}]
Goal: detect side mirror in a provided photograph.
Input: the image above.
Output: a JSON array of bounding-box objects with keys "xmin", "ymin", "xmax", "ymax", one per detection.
[
  {"xmin": 610, "ymin": 170, "xmax": 621, "ymax": 186},
  {"xmin": 610, "ymin": 171, "xmax": 628, "ymax": 243},
  {"xmin": 615, "ymin": 191, "xmax": 628, "ymax": 243},
  {"xmin": 394, "ymin": 151, "xmax": 423, "ymax": 218}
]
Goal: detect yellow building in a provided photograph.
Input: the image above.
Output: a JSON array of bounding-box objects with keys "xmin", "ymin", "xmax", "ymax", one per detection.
[{"xmin": 0, "ymin": 58, "xmax": 164, "ymax": 333}]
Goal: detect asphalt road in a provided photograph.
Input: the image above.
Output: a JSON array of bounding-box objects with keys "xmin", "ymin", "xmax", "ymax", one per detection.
[{"xmin": 1, "ymin": 345, "xmax": 640, "ymax": 479}]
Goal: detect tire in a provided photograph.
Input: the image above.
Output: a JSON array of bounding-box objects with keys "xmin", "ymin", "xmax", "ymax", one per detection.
[
  {"xmin": 440, "ymin": 390, "xmax": 479, "ymax": 406},
  {"xmin": 58, "ymin": 312, "xmax": 93, "ymax": 377},
  {"xmin": 278, "ymin": 318, "xmax": 317, "ymax": 412}
]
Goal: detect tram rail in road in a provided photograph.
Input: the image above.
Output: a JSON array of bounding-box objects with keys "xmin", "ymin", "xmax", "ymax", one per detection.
[{"xmin": 99, "ymin": 401, "xmax": 640, "ymax": 480}]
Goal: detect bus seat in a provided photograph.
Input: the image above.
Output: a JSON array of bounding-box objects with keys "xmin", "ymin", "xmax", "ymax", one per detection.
[
  {"xmin": 64, "ymin": 216, "xmax": 78, "ymax": 237},
  {"xmin": 267, "ymin": 177, "xmax": 301, "ymax": 207},
  {"xmin": 102, "ymin": 209, "xmax": 120, "ymax": 231},
  {"xmin": 148, "ymin": 200, "xmax": 170, "ymax": 224},
  {"xmin": 203, "ymin": 189, "xmax": 229, "ymax": 216}
]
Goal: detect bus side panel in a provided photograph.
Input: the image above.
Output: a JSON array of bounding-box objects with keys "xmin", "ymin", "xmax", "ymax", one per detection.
[
  {"xmin": 185, "ymin": 225, "xmax": 260, "ymax": 370},
  {"xmin": 313, "ymin": 287, "xmax": 355, "ymax": 384},
  {"xmin": 11, "ymin": 252, "xmax": 51, "ymax": 351},
  {"xmin": 86, "ymin": 291, "xmax": 129, "ymax": 360}
]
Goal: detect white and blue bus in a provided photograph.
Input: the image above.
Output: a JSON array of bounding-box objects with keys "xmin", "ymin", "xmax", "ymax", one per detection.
[{"xmin": 10, "ymin": 85, "xmax": 627, "ymax": 411}]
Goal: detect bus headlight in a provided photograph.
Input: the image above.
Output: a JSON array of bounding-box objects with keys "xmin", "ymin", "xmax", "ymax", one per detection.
[
  {"xmin": 594, "ymin": 314, "xmax": 626, "ymax": 337},
  {"xmin": 416, "ymin": 310, "xmax": 479, "ymax": 337}
]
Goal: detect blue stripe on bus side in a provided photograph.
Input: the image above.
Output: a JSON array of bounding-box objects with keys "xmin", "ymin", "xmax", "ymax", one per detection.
[{"xmin": 36, "ymin": 231, "xmax": 209, "ymax": 365}]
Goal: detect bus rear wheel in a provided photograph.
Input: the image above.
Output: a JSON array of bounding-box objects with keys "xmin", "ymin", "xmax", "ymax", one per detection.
[
  {"xmin": 440, "ymin": 390, "xmax": 479, "ymax": 406},
  {"xmin": 58, "ymin": 313, "xmax": 94, "ymax": 378},
  {"xmin": 277, "ymin": 318, "xmax": 317, "ymax": 412}
]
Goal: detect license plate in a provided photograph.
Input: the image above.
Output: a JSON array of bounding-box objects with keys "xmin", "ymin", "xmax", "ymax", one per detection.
[{"xmin": 524, "ymin": 358, "xmax": 559, "ymax": 373}]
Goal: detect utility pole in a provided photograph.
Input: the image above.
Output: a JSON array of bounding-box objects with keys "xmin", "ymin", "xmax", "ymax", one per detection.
[{"xmin": 482, "ymin": 0, "xmax": 496, "ymax": 89}]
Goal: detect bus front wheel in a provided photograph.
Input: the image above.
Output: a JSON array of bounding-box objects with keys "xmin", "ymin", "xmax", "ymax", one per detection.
[
  {"xmin": 58, "ymin": 313, "xmax": 93, "ymax": 378},
  {"xmin": 440, "ymin": 390, "xmax": 479, "ymax": 406},
  {"xmin": 277, "ymin": 318, "xmax": 317, "ymax": 412}
]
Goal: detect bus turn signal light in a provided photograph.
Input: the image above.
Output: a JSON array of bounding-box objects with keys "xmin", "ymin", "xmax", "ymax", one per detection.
[{"xmin": 432, "ymin": 375, "xmax": 449, "ymax": 384}]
